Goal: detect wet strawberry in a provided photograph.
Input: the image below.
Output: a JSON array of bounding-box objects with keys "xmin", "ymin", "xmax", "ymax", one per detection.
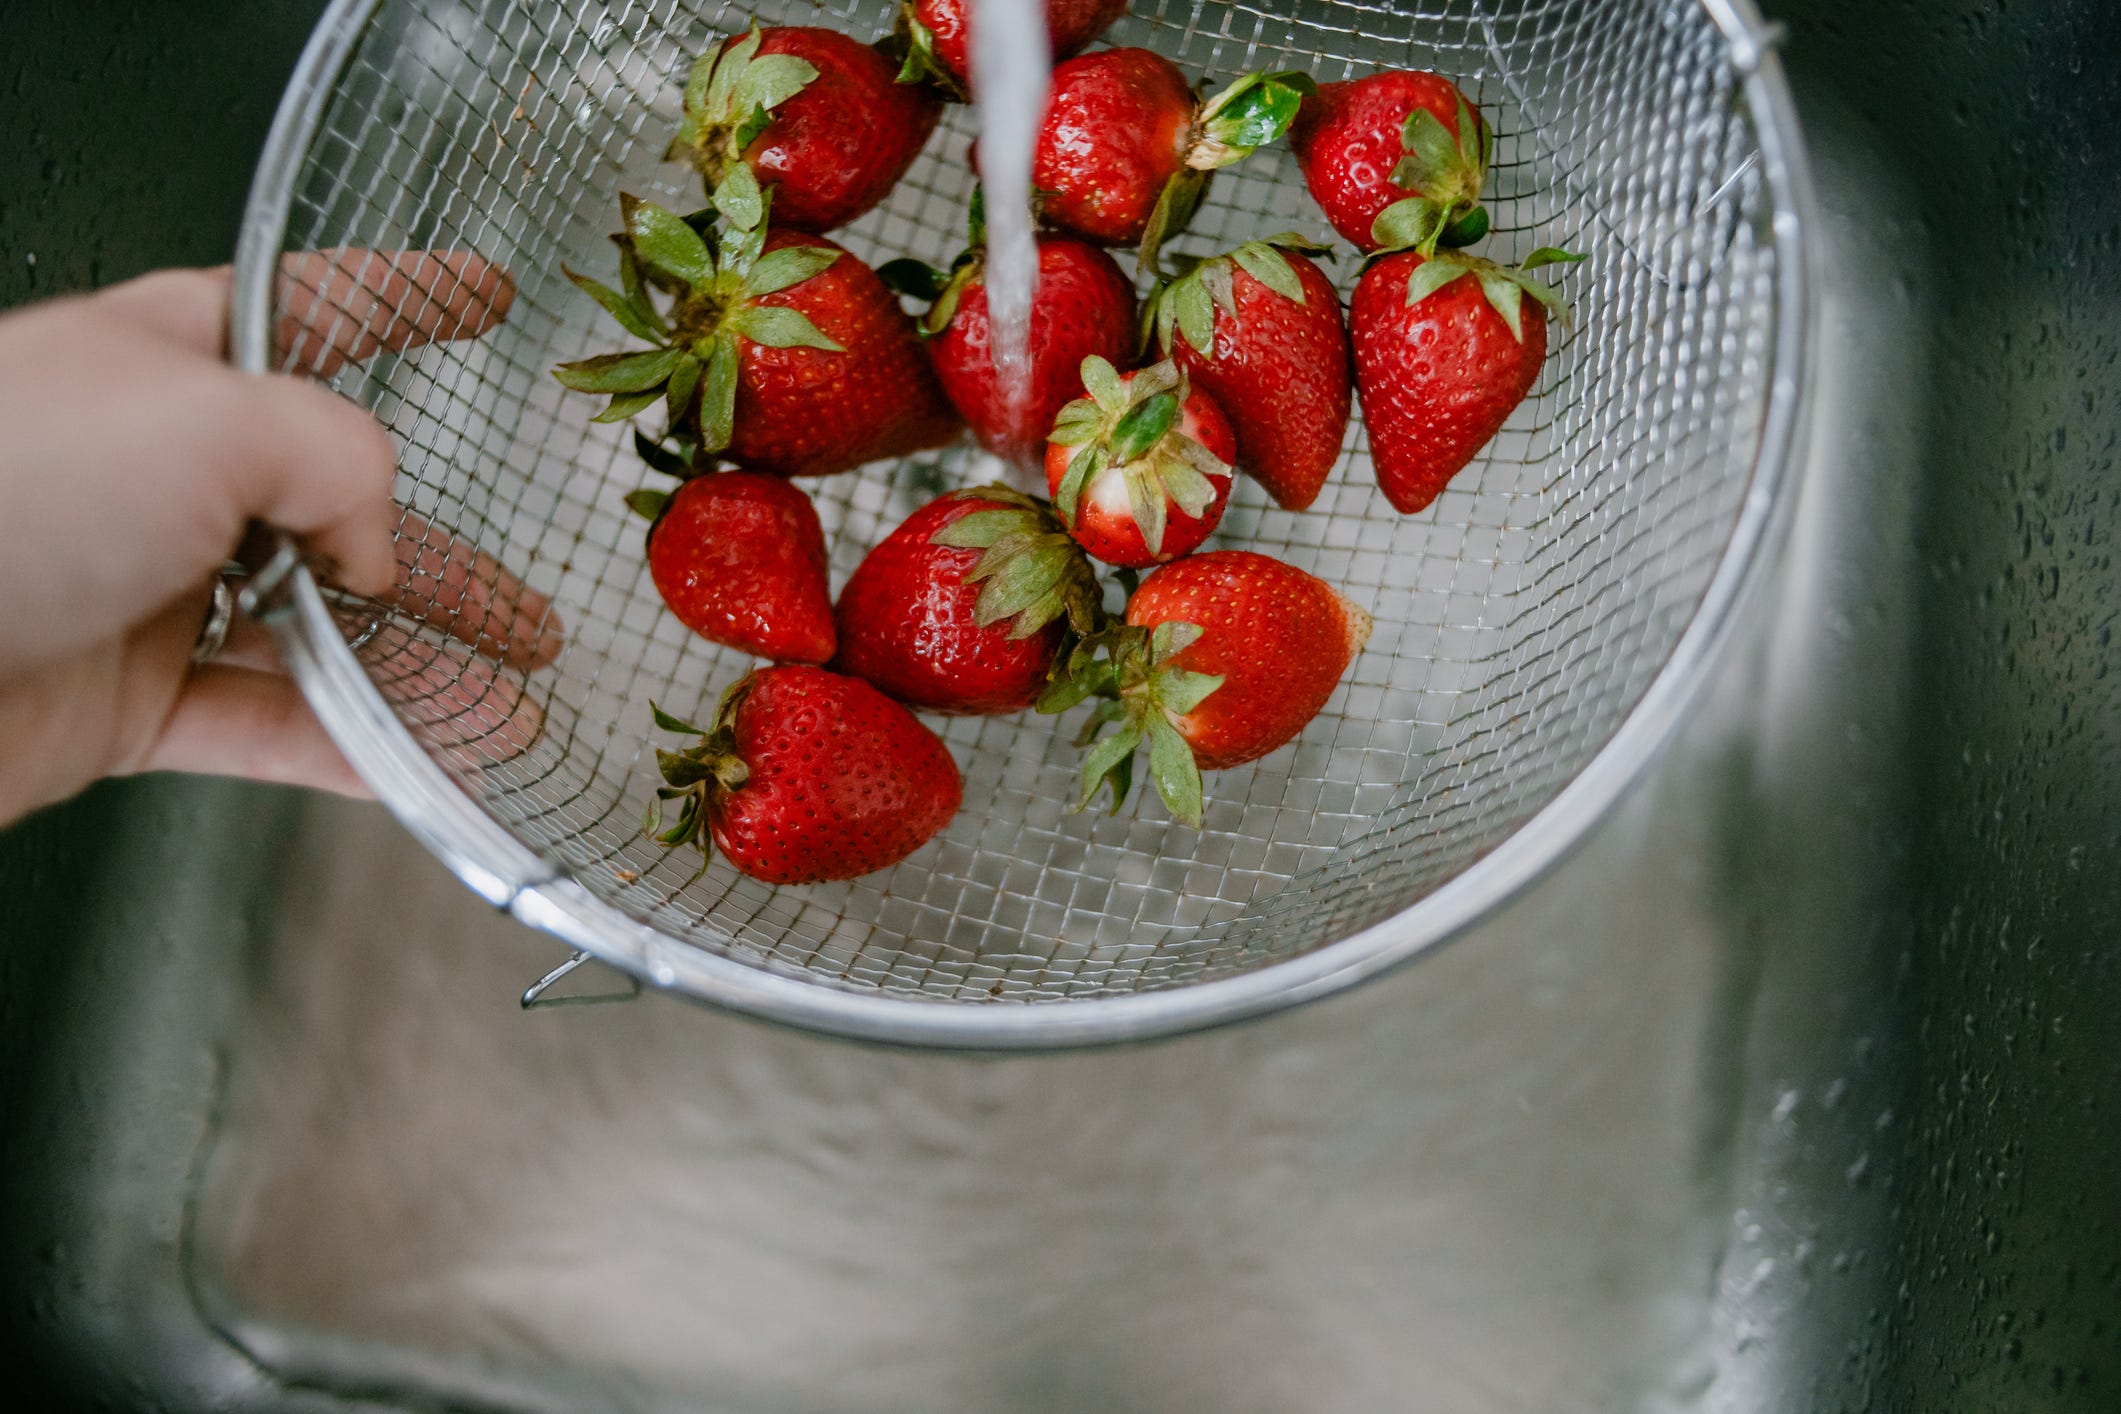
[
  {"xmin": 835, "ymin": 486, "xmax": 1103, "ymax": 715},
  {"xmin": 1290, "ymin": 70, "xmax": 1491, "ymax": 255},
  {"xmin": 670, "ymin": 22, "xmax": 940, "ymax": 232},
  {"xmin": 625, "ymin": 469, "xmax": 834, "ymax": 664},
  {"xmin": 646, "ymin": 667, "xmax": 962, "ymax": 884},
  {"xmin": 555, "ymin": 170, "xmax": 958, "ymax": 477},
  {"xmin": 895, "ymin": 0, "xmax": 1128, "ymax": 99},
  {"xmin": 883, "ymin": 200, "xmax": 1137, "ymax": 464},
  {"xmin": 1044, "ymin": 356, "xmax": 1235, "ymax": 567},
  {"xmin": 1146, "ymin": 234, "xmax": 1351, "ymax": 510},
  {"xmin": 1043, "ymin": 550, "xmax": 1370, "ymax": 824},
  {"xmin": 1030, "ymin": 49, "xmax": 1313, "ymax": 268},
  {"xmin": 1350, "ymin": 246, "xmax": 1581, "ymax": 514}
]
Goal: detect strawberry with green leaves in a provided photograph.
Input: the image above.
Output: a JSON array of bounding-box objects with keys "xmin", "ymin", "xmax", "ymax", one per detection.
[
  {"xmin": 670, "ymin": 21, "xmax": 940, "ymax": 232},
  {"xmin": 623, "ymin": 443, "xmax": 836, "ymax": 663},
  {"xmin": 1145, "ymin": 234, "xmax": 1351, "ymax": 511},
  {"xmin": 1045, "ymin": 357, "xmax": 1236, "ymax": 568},
  {"xmin": 835, "ymin": 486, "xmax": 1103, "ymax": 716},
  {"xmin": 880, "ymin": 193, "xmax": 1136, "ymax": 465},
  {"xmin": 1290, "ymin": 71, "xmax": 1492, "ymax": 255},
  {"xmin": 646, "ymin": 668, "xmax": 961, "ymax": 884},
  {"xmin": 1030, "ymin": 50, "xmax": 1314, "ymax": 269},
  {"xmin": 1351, "ymin": 246, "xmax": 1583, "ymax": 514},
  {"xmin": 894, "ymin": 0, "xmax": 1127, "ymax": 100},
  {"xmin": 554, "ymin": 168, "xmax": 958, "ymax": 477},
  {"xmin": 1042, "ymin": 550, "xmax": 1370, "ymax": 825}
]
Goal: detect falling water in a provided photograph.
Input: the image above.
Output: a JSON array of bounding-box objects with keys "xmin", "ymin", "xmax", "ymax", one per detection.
[{"xmin": 968, "ymin": 0, "xmax": 1052, "ymax": 427}]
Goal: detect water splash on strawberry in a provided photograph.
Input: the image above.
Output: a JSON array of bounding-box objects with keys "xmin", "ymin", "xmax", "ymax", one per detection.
[{"xmin": 964, "ymin": 0, "xmax": 1054, "ymax": 428}]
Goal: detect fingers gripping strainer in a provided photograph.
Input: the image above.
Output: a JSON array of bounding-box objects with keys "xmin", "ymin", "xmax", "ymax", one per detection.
[{"xmin": 232, "ymin": 0, "xmax": 1812, "ymax": 1047}]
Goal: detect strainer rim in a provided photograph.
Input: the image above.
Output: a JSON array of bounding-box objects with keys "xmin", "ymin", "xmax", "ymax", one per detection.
[{"xmin": 232, "ymin": 0, "xmax": 1816, "ymax": 1050}]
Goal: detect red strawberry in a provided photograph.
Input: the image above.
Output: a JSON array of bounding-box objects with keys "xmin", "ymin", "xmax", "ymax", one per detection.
[
  {"xmin": 555, "ymin": 172, "xmax": 959, "ymax": 478},
  {"xmin": 896, "ymin": 0, "xmax": 1128, "ymax": 99},
  {"xmin": 646, "ymin": 667, "xmax": 961, "ymax": 884},
  {"xmin": 1045, "ymin": 357, "xmax": 1235, "ymax": 567},
  {"xmin": 835, "ymin": 486, "xmax": 1103, "ymax": 715},
  {"xmin": 883, "ymin": 211, "xmax": 1136, "ymax": 464},
  {"xmin": 1146, "ymin": 234, "xmax": 1351, "ymax": 511},
  {"xmin": 670, "ymin": 22, "xmax": 940, "ymax": 232},
  {"xmin": 1290, "ymin": 71, "xmax": 1490, "ymax": 254},
  {"xmin": 1030, "ymin": 50, "xmax": 1314, "ymax": 267},
  {"xmin": 1045, "ymin": 550, "xmax": 1369, "ymax": 824},
  {"xmin": 625, "ymin": 469, "xmax": 835, "ymax": 663},
  {"xmin": 1351, "ymin": 246, "xmax": 1581, "ymax": 514}
]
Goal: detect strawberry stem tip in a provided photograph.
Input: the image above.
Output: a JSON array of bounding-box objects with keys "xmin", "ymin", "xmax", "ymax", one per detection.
[
  {"xmin": 643, "ymin": 689, "xmax": 754, "ymax": 869},
  {"xmin": 1401, "ymin": 246, "xmax": 1587, "ymax": 342},
  {"xmin": 928, "ymin": 484, "xmax": 1106, "ymax": 642},
  {"xmin": 1139, "ymin": 69, "xmax": 1317, "ymax": 276},
  {"xmin": 552, "ymin": 168, "xmax": 843, "ymax": 447},
  {"xmin": 671, "ymin": 20, "xmax": 822, "ymax": 190},
  {"xmin": 1189, "ymin": 70, "xmax": 1317, "ymax": 171},
  {"xmin": 1368, "ymin": 91, "xmax": 1493, "ymax": 258},
  {"xmin": 1038, "ymin": 619, "xmax": 1224, "ymax": 826}
]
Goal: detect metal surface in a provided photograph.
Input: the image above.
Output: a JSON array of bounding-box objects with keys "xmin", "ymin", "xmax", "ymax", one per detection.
[
  {"xmin": 5, "ymin": 0, "xmax": 2121, "ymax": 1407},
  {"xmin": 227, "ymin": 0, "xmax": 1813, "ymax": 1043}
]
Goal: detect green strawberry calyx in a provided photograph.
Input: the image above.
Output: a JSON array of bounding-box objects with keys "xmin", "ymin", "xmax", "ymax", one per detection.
[
  {"xmin": 1398, "ymin": 246, "xmax": 1587, "ymax": 343},
  {"xmin": 1037, "ymin": 618, "xmax": 1224, "ymax": 827},
  {"xmin": 1140, "ymin": 69, "xmax": 1318, "ymax": 276},
  {"xmin": 1189, "ymin": 70, "xmax": 1318, "ymax": 170},
  {"xmin": 1048, "ymin": 357, "xmax": 1232, "ymax": 559},
  {"xmin": 928, "ymin": 484, "xmax": 1106, "ymax": 646},
  {"xmin": 642, "ymin": 682, "xmax": 758, "ymax": 869},
  {"xmin": 668, "ymin": 20, "xmax": 820, "ymax": 190},
  {"xmin": 1143, "ymin": 232, "xmax": 1335, "ymax": 360},
  {"xmin": 877, "ymin": 187, "xmax": 988, "ymax": 338},
  {"xmin": 552, "ymin": 167, "xmax": 843, "ymax": 452},
  {"xmin": 887, "ymin": 7, "xmax": 968, "ymax": 102},
  {"xmin": 1368, "ymin": 93, "xmax": 1493, "ymax": 257}
]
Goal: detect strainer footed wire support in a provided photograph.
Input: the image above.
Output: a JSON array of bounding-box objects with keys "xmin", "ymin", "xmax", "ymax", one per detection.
[{"xmin": 230, "ymin": 0, "xmax": 1815, "ymax": 1049}]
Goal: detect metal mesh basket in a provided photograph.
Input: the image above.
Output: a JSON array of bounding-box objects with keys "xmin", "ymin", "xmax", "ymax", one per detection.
[{"xmin": 231, "ymin": 0, "xmax": 1811, "ymax": 1046}]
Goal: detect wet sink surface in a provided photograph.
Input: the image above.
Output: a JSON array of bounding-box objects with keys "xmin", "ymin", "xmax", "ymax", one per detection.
[{"xmin": 3, "ymin": 1, "xmax": 2118, "ymax": 1410}]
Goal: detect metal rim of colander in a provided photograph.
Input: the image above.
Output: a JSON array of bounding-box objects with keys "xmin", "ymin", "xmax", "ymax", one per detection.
[{"xmin": 232, "ymin": 0, "xmax": 1816, "ymax": 1050}]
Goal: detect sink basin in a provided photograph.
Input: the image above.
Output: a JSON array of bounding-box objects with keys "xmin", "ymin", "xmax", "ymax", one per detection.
[{"xmin": 1, "ymin": 1, "xmax": 2115, "ymax": 1409}]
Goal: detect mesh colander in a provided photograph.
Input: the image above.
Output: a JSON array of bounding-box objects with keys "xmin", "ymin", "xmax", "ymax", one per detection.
[{"xmin": 230, "ymin": 0, "xmax": 1812, "ymax": 1047}]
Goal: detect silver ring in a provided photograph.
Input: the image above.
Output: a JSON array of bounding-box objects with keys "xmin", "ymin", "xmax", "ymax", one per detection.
[{"xmin": 191, "ymin": 563, "xmax": 246, "ymax": 665}]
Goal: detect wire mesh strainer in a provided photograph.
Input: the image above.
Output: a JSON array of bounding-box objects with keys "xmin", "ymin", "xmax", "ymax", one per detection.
[{"xmin": 230, "ymin": 0, "xmax": 1811, "ymax": 1047}]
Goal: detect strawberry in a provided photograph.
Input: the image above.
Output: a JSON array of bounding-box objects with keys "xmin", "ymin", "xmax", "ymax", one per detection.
[
  {"xmin": 1350, "ymin": 246, "xmax": 1582, "ymax": 514},
  {"xmin": 1145, "ymin": 234, "xmax": 1351, "ymax": 511},
  {"xmin": 623, "ymin": 464, "xmax": 835, "ymax": 664},
  {"xmin": 880, "ymin": 197, "xmax": 1136, "ymax": 464},
  {"xmin": 645, "ymin": 667, "xmax": 961, "ymax": 884},
  {"xmin": 670, "ymin": 22, "xmax": 940, "ymax": 232},
  {"xmin": 895, "ymin": 0, "xmax": 1128, "ymax": 100},
  {"xmin": 835, "ymin": 486, "xmax": 1103, "ymax": 715},
  {"xmin": 1290, "ymin": 71, "xmax": 1491, "ymax": 255},
  {"xmin": 1045, "ymin": 357, "xmax": 1235, "ymax": 567},
  {"xmin": 555, "ymin": 169, "xmax": 958, "ymax": 478},
  {"xmin": 1043, "ymin": 550, "xmax": 1370, "ymax": 824},
  {"xmin": 1030, "ymin": 49, "xmax": 1314, "ymax": 268}
]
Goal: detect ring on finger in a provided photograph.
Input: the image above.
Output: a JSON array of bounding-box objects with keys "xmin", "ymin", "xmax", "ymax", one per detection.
[{"xmin": 191, "ymin": 562, "xmax": 247, "ymax": 666}]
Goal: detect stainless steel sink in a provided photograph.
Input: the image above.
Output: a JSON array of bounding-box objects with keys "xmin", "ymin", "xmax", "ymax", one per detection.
[{"xmin": 2, "ymin": 2, "xmax": 2116, "ymax": 1410}]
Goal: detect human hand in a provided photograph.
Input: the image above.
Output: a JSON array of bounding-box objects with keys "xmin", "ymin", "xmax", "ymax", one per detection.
[{"xmin": 0, "ymin": 250, "xmax": 560, "ymax": 829}]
